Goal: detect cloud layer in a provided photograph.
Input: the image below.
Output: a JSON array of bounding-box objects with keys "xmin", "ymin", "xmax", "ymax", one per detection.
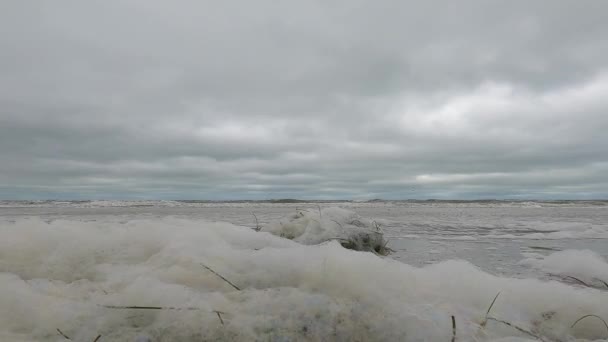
[{"xmin": 2, "ymin": 1, "xmax": 608, "ymax": 199}]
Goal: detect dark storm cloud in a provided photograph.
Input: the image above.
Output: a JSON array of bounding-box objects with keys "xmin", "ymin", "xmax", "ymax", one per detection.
[{"xmin": 1, "ymin": 0, "xmax": 608, "ymax": 199}]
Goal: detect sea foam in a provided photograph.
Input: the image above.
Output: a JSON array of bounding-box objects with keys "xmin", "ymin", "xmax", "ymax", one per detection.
[{"xmin": 1, "ymin": 211, "xmax": 608, "ymax": 341}]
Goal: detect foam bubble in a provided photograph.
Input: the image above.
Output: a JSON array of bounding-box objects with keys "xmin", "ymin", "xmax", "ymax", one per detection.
[{"xmin": 520, "ymin": 249, "xmax": 608, "ymax": 289}]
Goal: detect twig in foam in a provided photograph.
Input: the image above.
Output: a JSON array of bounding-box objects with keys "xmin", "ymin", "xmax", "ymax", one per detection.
[
  {"xmin": 56, "ymin": 328, "xmax": 71, "ymax": 340},
  {"xmin": 93, "ymin": 335, "xmax": 102, "ymax": 342},
  {"xmin": 571, "ymin": 314, "xmax": 608, "ymax": 336},
  {"xmin": 201, "ymin": 263, "xmax": 241, "ymax": 291}
]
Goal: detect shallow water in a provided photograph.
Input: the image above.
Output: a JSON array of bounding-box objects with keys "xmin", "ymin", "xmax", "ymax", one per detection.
[
  {"xmin": 3, "ymin": 200, "xmax": 607, "ymax": 277},
  {"xmin": 1, "ymin": 200, "xmax": 608, "ymax": 341}
]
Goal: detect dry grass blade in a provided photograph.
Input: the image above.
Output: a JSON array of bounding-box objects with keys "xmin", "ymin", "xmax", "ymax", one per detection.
[
  {"xmin": 103, "ymin": 305, "xmax": 163, "ymax": 310},
  {"xmin": 201, "ymin": 263, "xmax": 241, "ymax": 291},
  {"xmin": 215, "ymin": 311, "xmax": 225, "ymax": 325},
  {"xmin": 317, "ymin": 205, "xmax": 322, "ymax": 218},
  {"xmin": 485, "ymin": 292, "xmax": 501, "ymax": 318},
  {"xmin": 563, "ymin": 275, "xmax": 591, "ymax": 287},
  {"xmin": 380, "ymin": 237, "xmax": 394, "ymax": 254},
  {"xmin": 56, "ymin": 328, "xmax": 71, "ymax": 340},
  {"xmin": 550, "ymin": 273, "xmax": 608, "ymax": 289},
  {"xmin": 451, "ymin": 315, "xmax": 456, "ymax": 342},
  {"xmin": 382, "ymin": 239, "xmax": 390, "ymax": 250},
  {"xmin": 477, "ymin": 292, "xmax": 545, "ymax": 341},
  {"xmin": 480, "ymin": 291, "xmax": 500, "ymax": 328},
  {"xmin": 102, "ymin": 305, "xmax": 231, "ymax": 328},
  {"xmin": 571, "ymin": 314, "xmax": 608, "ymax": 335},
  {"xmin": 486, "ymin": 317, "xmax": 541, "ymax": 340},
  {"xmin": 594, "ymin": 278, "xmax": 608, "ymax": 289},
  {"xmin": 93, "ymin": 335, "xmax": 101, "ymax": 342},
  {"xmin": 252, "ymin": 212, "xmax": 260, "ymax": 231},
  {"xmin": 102, "ymin": 305, "xmax": 201, "ymax": 310},
  {"xmin": 330, "ymin": 219, "xmax": 343, "ymax": 229}
]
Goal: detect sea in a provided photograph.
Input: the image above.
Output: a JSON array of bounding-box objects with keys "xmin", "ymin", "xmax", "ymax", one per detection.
[{"xmin": 1, "ymin": 200, "xmax": 607, "ymax": 341}]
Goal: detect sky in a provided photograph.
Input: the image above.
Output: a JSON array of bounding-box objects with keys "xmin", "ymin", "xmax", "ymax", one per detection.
[{"xmin": 1, "ymin": 1, "xmax": 608, "ymax": 200}]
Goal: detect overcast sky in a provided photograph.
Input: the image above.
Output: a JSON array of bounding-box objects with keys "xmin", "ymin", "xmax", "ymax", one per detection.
[{"xmin": 1, "ymin": 1, "xmax": 608, "ymax": 200}]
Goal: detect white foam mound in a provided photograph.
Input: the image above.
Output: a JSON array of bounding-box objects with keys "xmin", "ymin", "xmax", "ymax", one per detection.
[
  {"xmin": 1, "ymin": 217, "xmax": 608, "ymax": 341},
  {"xmin": 261, "ymin": 207, "xmax": 389, "ymax": 254},
  {"xmin": 520, "ymin": 249, "xmax": 608, "ymax": 289}
]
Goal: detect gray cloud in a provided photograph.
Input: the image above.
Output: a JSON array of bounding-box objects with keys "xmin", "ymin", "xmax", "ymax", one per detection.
[{"xmin": 1, "ymin": 0, "xmax": 608, "ymax": 199}]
